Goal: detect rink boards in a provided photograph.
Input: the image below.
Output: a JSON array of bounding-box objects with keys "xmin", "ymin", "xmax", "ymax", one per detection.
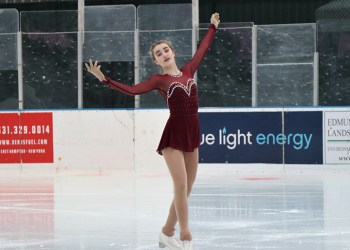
[{"xmin": 0, "ymin": 107, "xmax": 349, "ymax": 169}]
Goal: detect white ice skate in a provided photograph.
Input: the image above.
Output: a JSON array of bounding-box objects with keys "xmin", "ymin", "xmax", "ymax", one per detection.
[
  {"xmin": 159, "ymin": 232, "xmax": 182, "ymax": 249},
  {"xmin": 181, "ymin": 240, "xmax": 192, "ymax": 250}
]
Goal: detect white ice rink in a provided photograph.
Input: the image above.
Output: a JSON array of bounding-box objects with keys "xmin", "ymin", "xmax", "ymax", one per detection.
[{"xmin": 1, "ymin": 165, "xmax": 350, "ymax": 250}]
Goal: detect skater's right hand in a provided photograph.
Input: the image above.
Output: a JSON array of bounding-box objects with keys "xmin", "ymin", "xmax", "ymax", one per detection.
[{"xmin": 85, "ymin": 59, "xmax": 106, "ymax": 82}]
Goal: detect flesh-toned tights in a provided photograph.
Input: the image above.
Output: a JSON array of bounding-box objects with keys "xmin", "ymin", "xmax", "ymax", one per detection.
[{"xmin": 161, "ymin": 147, "xmax": 199, "ymax": 241}]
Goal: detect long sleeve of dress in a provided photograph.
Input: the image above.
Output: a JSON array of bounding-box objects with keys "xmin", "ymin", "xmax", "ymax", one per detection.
[
  {"xmin": 101, "ymin": 24, "xmax": 216, "ymax": 97},
  {"xmin": 102, "ymin": 75, "xmax": 161, "ymax": 96},
  {"xmin": 182, "ymin": 24, "xmax": 217, "ymax": 75}
]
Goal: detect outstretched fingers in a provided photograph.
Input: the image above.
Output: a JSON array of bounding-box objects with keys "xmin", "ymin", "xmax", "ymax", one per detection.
[
  {"xmin": 85, "ymin": 62, "xmax": 91, "ymax": 72},
  {"xmin": 85, "ymin": 59, "xmax": 106, "ymax": 81},
  {"xmin": 85, "ymin": 59, "xmax": 93, "ymax": 72},
  {"xmin": 85, "ymin": 59, "xmax": 99, "ymax": 72}
]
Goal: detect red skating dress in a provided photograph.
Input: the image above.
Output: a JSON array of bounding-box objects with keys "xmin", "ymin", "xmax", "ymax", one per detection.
[{"xmin": 102, "ymin": 24, "xmax": 217, "ymax": 155}]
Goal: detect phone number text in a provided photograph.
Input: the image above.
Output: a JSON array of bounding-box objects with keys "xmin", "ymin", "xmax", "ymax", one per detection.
[{"xmin": 0, "ymin": 125, "xmax": 50, "ymax": 135}]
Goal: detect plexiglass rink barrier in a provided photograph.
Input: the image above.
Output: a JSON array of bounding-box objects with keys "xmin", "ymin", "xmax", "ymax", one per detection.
[
  {"xmin": 0, "ymin": 5, "xmax": 349, "ymax": 109},
  {"xmin": 0, "ymin": 9, "xmax": 18, "ymax": 109}
]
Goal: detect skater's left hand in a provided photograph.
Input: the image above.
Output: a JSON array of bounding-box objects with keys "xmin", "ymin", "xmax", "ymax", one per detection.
[{"xmin": 211, "ymin": 12, "xmax": 220, "ymax": 29}]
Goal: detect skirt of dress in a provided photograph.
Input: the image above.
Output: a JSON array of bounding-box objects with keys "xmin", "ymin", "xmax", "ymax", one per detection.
[{"xmin": 156, "ymin": 115, "xmax": 200, "ymax": 155}]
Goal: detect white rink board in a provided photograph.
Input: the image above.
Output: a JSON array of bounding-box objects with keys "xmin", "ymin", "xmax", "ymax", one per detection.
[
  {"xmin": 1, "ymin": 107, "xmax": 350, "ymax": 171},
  {"xmin": 53, "ymin": 110, "xmax": 135, "ymax": 171},
  {"xmin": 134, "ymin": 109, "xmax": 169, "ymax": 171},
  {"xmin": 0, "ymin": 109, "xmax": 169, "ymax": 171},
  {"xmin": 0, "ymin": 110, "xmax": 137, "ymax": 171}
]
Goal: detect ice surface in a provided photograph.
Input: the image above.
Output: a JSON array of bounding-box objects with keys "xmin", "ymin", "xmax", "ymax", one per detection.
[{"xmin": 1, "ymin": 165, "xmax": 350, "ymax": 249}]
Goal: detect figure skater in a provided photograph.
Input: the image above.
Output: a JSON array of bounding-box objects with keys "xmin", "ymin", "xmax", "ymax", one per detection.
[{"xmin": 85, "ymin": 13, "xmax": 220, "ymax": 250}]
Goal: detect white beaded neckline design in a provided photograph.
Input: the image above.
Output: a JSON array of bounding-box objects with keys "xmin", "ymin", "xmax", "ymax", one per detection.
[
  {"xmin": 163, "ymin": 71, "xmax": 183, "ymax": 77},
  {"xmin": 167, "ymin": 79, "xmax": 196, "ymax": 99}
]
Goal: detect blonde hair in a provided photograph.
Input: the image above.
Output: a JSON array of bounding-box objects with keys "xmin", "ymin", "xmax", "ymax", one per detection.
[{"xmin": 150, "ymin": 40, "xmax": 175, "ymax": 60}]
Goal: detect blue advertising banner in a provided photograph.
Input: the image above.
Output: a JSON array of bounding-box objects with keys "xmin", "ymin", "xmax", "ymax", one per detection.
[
  {"xmin": 284, "ymin": 111, "xmax": 323, "ymax": 164},
  {"xmin": 198, "ymin": 111, "xmax": 323, "ymax": 164},
  {"xmin": 198, "ymin": 112, "xmax": 283, "ymax": 163}
]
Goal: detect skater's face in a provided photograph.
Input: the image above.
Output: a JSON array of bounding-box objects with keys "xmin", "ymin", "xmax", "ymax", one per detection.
[
  {"xmin": 152, "ymin": 43, "xmax": 176, "ymax": 68},
  {"xmin": 151, "ymin": 41, "xmax": 176, "ymax": 69}
]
